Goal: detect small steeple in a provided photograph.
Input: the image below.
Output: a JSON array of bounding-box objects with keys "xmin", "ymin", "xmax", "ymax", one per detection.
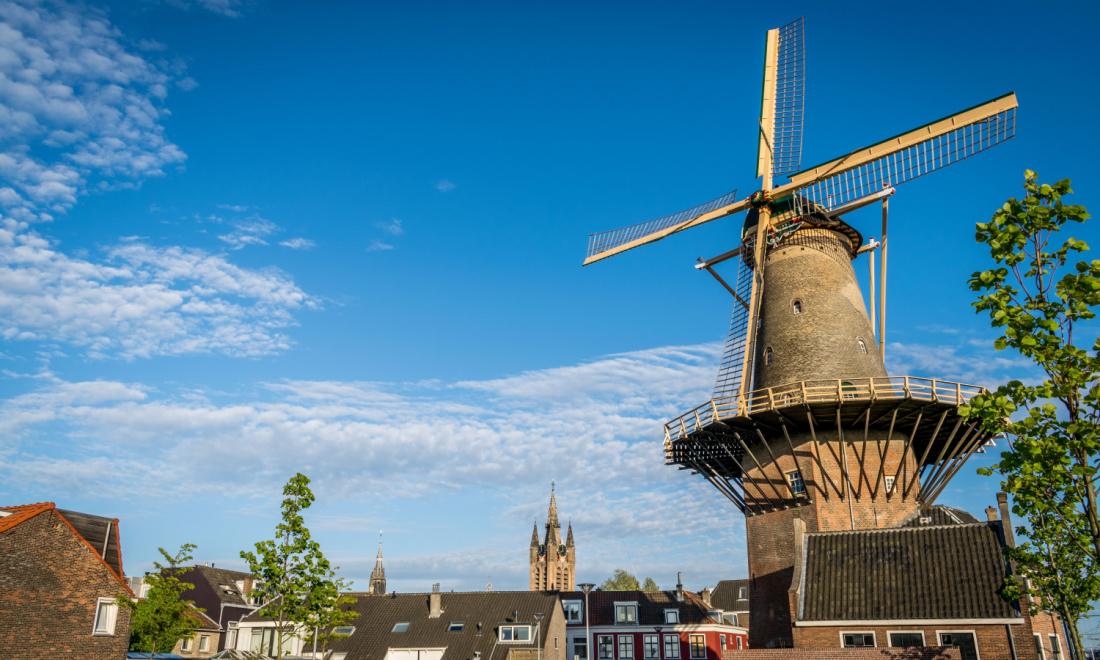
[
  {"xmin": 547, "ymin": 482, "xmax": 559, "ymax": 528},
  {"xmin": 370, "ymin": 531, "xmax": 387, "ymax": 595},
  {"xmin": 566, "ymin": 521, "xmax": 575, "ymax": 547},
  {"xmin": 530, "ymin": 521, "xmax": 540, "ymax": 547}
]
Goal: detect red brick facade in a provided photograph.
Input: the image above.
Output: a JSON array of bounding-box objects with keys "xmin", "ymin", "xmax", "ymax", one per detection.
[
  {"xmin": 722, "ymin": 648, "xmax": 962, "ymax": 660},
  {"xmin": 0, "ymin": 505, "xmax": 133, "ymax": 659}
]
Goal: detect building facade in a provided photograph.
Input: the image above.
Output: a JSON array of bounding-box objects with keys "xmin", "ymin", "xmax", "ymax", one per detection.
[
  {"xmin": 559, "ymin": 586, "xmax": 747, "ymax": 660},
  {"xmin": 530, "ymin": 486, "xmax": 576, "ymax": 591},
  {"xmin": 0, "ymin": 502, "xmax": 134, "ymax": 660}
]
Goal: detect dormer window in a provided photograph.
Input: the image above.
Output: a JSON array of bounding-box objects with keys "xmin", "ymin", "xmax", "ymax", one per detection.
[
  {"xmin": 500, "ymin": 625, "xmax": 532, "ymax": 641},
  {"xmin": 664, "ymin": 609, "xmax": 679, "ymax": 624},
  {"xmin": 563, "ymin": 600, "xmax": 583, "ymax": 623},
  {"xmin": 738, "ymin": 587, "xmax": 747, "ymax": 599},
  {"xmin": 615, "ymin": 603, "xmax": 638, "ymax": 624}
]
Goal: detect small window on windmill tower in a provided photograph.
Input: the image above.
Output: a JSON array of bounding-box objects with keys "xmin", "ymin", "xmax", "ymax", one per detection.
[
  {"xmin": 841, "ymin": 381, "xmax": 856, "ymax": 399},
  {"xmin": 764, "ymin": 347, "xmax": 773, "ymax": 365},
  {"xmin": 792, "ymin": 299, "xmax": 802, "ymax": 314},
  {"xmin": 857, "ymin": 337, "xmax": 868, "ymax": 354}
]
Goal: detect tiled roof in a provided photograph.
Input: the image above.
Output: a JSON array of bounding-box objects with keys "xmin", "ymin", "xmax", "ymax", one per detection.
[
  {"xmin": 709, "ymin": 580, "xmax": 749, "ymax": 613},
  {"xmin": 799, "ymin": 522, "xmax": 1020, "ymax": 622},
  {"xmin": 557, "ymin": 590, "xmax": 718, "ymax": 626},
  {"xmin": 896, "ymin": 504, "xmax": 980, "ymax": 528},
  {"xmin": 323, "ymin": 591, "xmax": 563, "ymax": 660},
  {"xmin": 0, "ymin": 502, "xmax": 53, "ymax": 533},
  {"xmin": 187, "ymin": 606, "xmax": 222, "ymax": 630},
  {"xmin": 178, "ymin": 566, "xmax": 255, "ymax": 606}
]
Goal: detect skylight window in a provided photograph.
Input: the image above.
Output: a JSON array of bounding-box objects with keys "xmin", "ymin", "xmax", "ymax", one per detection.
[
  {"xmin": 449, "ymin": 622, "xmax": 465, "ymax": 632},
  {"xmin": 393, "ymin": 622, "xmax": 410, "ymax": 633},
  {"xmin": 332, "ymin": 626, "xmax": 356, "ymax": 636}
]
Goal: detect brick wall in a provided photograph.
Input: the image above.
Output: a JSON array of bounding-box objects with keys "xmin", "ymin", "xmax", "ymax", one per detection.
[
  {"xmin": 793, "ymin": 624, "xmax": 1023, "ymax": 660},
  {"xmin": 0, "ymin": 508, "xmax": 132, "ymax": 659},
  {"xmin": 722, "ymin": 648, "xmax": 961, "ymax": 660}
]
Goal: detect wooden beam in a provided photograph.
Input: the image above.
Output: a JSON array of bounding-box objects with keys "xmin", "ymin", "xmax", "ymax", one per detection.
[
  {"xmin": 925, "ymin": 427, "xmax": 990, "ymax": 504},
  {"xmin": 919, "ymin": 417, "xmax": 965, "ymax": 495},
  {"xmin": 904, "ymin": 409, "xmax": 949, "ymax": 500},
  {"xmin": 781, "ymin": 423, "xmax": 811, "ymax": 503},
  {"xmin": 806, "ymin": 410, "xmax": 842, "ymax": 500},
  {"xmin": 894, "ymin": 408, "xmax": 924, "ymax": 502},
  {"xmin": 756, "ymin": 427, "xmax": 794, "ymax": 501},
  {"xmin": 737, "ymin": 434, "xmax": 787, "ymax": 507},
  {"xmin": 756, "ymin": 27, "xmax": 779, "ymax": 184},
  {"xmin": 872, "ymin": 407, "xmax": 899, "ymax": 500},
  {"xmin": 695, "ymin": 246, "xmax": 744, "ymax": 270},
  {"xmin": 719, "ymin": 443, "xmax": 770, "ymax": 515}
]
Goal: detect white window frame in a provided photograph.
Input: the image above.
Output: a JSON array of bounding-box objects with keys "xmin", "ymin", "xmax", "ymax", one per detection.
[
  {"xmin": 1034, "ymin": 633, "xmax": 1047, "ymax": 660},
  {"xmin": 334, "ymin": 625, "xmax": 357, "ymax": 636},
  {"xmin": 785, "ymin": 470, "xmax": 805, "ymax": 495},
  {"xmin": 92, "ymin": 597, "xmax": 118, "ymax": 636},
  {"xmin": 199, "ymin": 635, "xmax": 210, "ymax": 652},
  {"xmin": 618, "ymin": 635, "xmax": 634, "ymax": 660},
  {"xmin": 574, "ymin": 637, "xmax": 588, "ymax": 660},
  {"xmin": 719, "ymin": 635, "xmax": 726, "ymax": 651},
  {"xmin": 840, "ymin": 631, "xmax": 876, "ymax": 648},
  {"xmin": 500, "ymin": 625, "xmax": 533, "ymax": 642},
  {"xmin": 644, "ymin": 634, "xmax": 659, "ymax": 659},
  {"xmin": 664, "ymin": 609, "xmax": 679, "ymax": 624},
  {"xmin": 182, "ymin": 636, "xmax": 193, "ymax": 651},
  {"xmin": 1050, "ymin": 634, "xmax": 1062, "ymax": 659},
  {"xmin": 737, "ymin": 587, "xmax": 747, "ymax": 599},
  {"xmin": 887, "ymin": 631, "xmax": 925, "ymax": 647},
  {"xmin": 936, "ymin": 630, "xmax": 980, "ymax": 660},
  {"xmin": 663, "ymin": 634, "xmax": 680, "ymax": 659},
  {"xmin": 614, "ymin": 602, "xmax": 638, "ymax": 625},
  {"xmin": 563, "ymin": 600, "xmax": 584, "ymax": 624},
  {"xmin": 688, "ymin": 634, "xmax": 706, "ymax": 659},
  {"xmin": 598, "ymin": 635, "xmax": 615, "ymax": 660},
  {"xmin": 736, "ymin": 637, "xmax": 742, "ymax": 650}
]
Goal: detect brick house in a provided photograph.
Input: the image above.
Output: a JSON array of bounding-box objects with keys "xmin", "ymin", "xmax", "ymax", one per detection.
[
  {"xmin": 559, "ymin": 582, "xmax": 748, "ymax": 660},
  {"xmin": 171, "ymin": 564, "xmax": 262, "ymax": 652},
  {"xmin": 783, "ymin": 497, "xmax": 1070, "ymax": 660},
  {"xmin": 172, "ymin": 607, "xmax": 223, "ymax": 657},
  {"xmin": 707, "ymin": 580, "xmax": 749, "ymax": 629},
  {"xmin": 0, "ymin": 502, "xmax": 134, "ymax": 659},
  {"xmin": 236, "ymin": 586, "xmax": 566, "ymax": 660}
]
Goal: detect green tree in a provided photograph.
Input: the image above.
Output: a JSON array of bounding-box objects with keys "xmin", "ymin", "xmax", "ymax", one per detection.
[
  {"xmin": 241, "ymin": 473, "xmax": 350, "ymax": 656},
  {"xmin": 304, "ymin": 573, "xmax": 359, "ymax": 657},
  {"xmin": 599, "ymin": 569, "xmax": 659, "ymax": 591},
  {"xmin": 960, "ymin": 170, "xmax": 1100, "ymax": 656},
  {"xmin": 117, "ymin": 543, "xmax": 203, "ymax": 655}
]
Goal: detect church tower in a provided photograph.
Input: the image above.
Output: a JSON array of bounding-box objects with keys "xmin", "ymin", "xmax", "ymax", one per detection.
[
  {"xmin": 529, "ymin": 485, "xmax": 575, "ymax": 591},
  {"xmin": 369, "ymin": 536, "xmax": 386, "ymax": 595}
]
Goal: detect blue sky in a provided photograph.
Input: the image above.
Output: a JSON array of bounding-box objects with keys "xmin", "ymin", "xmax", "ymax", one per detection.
[{"xmin": 1, "ymin": 0, "xmax": 1098, "ymax": 593}]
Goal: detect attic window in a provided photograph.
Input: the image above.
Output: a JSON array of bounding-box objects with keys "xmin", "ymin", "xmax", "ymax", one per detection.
[
  {"xmin": 738, "ymin": 587, "xmax": 747, "ymax": 599},
  {"xmin": 218, "ymin": 583, "xmax": 239, "ymax": 595},
  {"xmin": 500, "ymin": 625, "xmax": 531, "ymax": 641},
  {"xmin": 664, "ymin": 609, "xmax": 679, "ymax": 624},
  {"xmin": 449, "ymin": 622, "xmax": 465, "ymax": 632},
  {"xmin": 332, "ymin": 626, "xmax": 356, "ymax": 636},
  {"xmin": 393, "ymin": 622, "xmax": 410, "ymax": 633}
]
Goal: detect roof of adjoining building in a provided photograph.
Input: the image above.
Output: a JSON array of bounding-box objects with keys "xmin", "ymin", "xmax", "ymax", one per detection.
[
  {"xmin": 177, "ymin": 565, "xmax": 256, "ymax": 607},
  {"xmin": 709, "ymin": 580, "xmax": 749, "ymax": 613},
  {"xmin": 799, "ymin": 521, "xmax": 1019, "ymax": 622},
  {"xmin": 896, "ymin": 504, "xmax": 981, "ymax": 528},
  {"xmin": 309, "ymin": 591, "xmax": 562, "ymax": 660},
  {"xmin": 557, "ymin": 590, "xmax": 719, "ymax": 627}
]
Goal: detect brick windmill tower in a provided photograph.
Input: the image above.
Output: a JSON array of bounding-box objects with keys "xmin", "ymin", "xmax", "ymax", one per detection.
[{"xmin": 582, "ymin": 18, "xmax": 1017, "ymax": 648}]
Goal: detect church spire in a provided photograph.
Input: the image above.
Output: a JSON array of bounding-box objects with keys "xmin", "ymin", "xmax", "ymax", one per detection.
[
  {"xmin": 531, "ymin": 521, "xmax": 540, "ymax": 547},
  {"xmin": 547, "ymin": 482, "xmax": 559, "ymax": 528},
  {"xmin": 370, "ymin": 531, "xmax": 387, "ymax": 595},
  {"xmin": 566, "ymin": 520, "xmax": 574, "ymax": 547}
]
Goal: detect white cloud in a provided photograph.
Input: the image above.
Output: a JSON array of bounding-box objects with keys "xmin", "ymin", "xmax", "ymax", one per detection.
[
  {"xmin": 436, "ymin": 179, "xmax": 456, "ymax": 192},
  {"xmin": 152, "ymin": 0, "xmax": 244, "ymax": 18},
  {"xmin": 0, "ymin": 0, "xmax": 188, "ymax": 222},
  {"xmin": 376, "ymin": 219, "xmax": 403, "ymax": 236},
  {"xmin": 279, "ymin": 237, "xmax": 315, "ymax": 250},
  {"xmin": 217, "ymin": 215, "xmax": 281, "ymax": 249},
  {"xmin": 0, "ymin": 222, "xmax": 319, "ymax": 359},
  {"xmin": 366, "ymin": 239, "xmax": 393, "ymax": 252},
  {"xmin": 885, "ymin": 340, "xmax": 1035, "ymax": 389},
  {"xmin": 217, "ymin": 204, "xmax": 249, "ymax": 212}
]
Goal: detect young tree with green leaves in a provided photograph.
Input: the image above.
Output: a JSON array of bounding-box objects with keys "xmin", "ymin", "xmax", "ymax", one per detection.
[
  {"xmin": 960, "ymin": 170, "xmax": 1100, "ymax": 655},
  {"xmin": 241, "ymin": 472, "xmax": 355, "ymax": 656},
  {"xmin": 599, "ymin": 569, "xmax": 659, "ymax": 591},
  {"xmin": 305, "ymin": 574, "xmax": 359, "ymax": 657},
  {"xmin": 116, "ymin": 543, "xmax": 203, "ymax": 655}
]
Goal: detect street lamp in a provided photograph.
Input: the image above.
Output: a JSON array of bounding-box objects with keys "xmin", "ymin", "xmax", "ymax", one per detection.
[
  {"xmin": 579, "ymin": 583, "xmax": 595, "ymax": 660},
  {"xmin": 534, "ymin": 612, "xmax": 545, "ymax": 660}
]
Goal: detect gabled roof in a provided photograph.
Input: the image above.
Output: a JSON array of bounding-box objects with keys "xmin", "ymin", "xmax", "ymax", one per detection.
[
  {"xmin": 186, "ymin": 605, "xmax": 222, "ymax": 631},
  {"xmin": 799, "ymin": 521, "xmax": 1020, "ymax": 622},
  {"xmin": 710, "ymin": 580, "xmax": 749, "ymax": 613},
  {"xmin": 558, "ymin": 590, "xmax": 719, "ymax": 626},
  {"xmin": 178, "ymin": 565, "xmax": 256, "ymax": 606},
  {"xmin": 322, "ymin": 591, "xmax": 563, "ymax": 660},
  {"xmin": 1, "ymin": 502, "xmax": 133, "ymax": 597},
  {"xmin": 896, "ymin": 504, "xmax": 981, "ymax": 528}
]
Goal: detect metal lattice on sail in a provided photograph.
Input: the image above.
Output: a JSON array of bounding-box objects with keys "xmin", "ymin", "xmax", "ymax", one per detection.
[
  {"xmin": 772, "ymin": 17, "xmax": 805, "ymax": 177},
  {"xmin": 586, "ymin": 190, "xmax": 739, "ymax": 261},
  {"xmin": 712, "ymin": 238, "xmax": 756, "ymax": 402},
  {"xmin": 797, "ymin": 102, "xmax": 1016, "ymax": 211}
]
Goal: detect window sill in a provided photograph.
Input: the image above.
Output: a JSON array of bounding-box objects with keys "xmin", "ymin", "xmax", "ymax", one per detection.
[{"xmin": 91, "ymin": 633, "xmax": 116, "ymax": 637}]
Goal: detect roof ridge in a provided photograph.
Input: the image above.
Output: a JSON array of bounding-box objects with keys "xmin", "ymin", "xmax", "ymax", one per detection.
[{"xmin": 0, "ymin": 502, "xmax": 54, "ymax": 533}]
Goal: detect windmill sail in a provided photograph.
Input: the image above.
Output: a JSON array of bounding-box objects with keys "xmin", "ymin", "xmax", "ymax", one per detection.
[
  {"xmin": 712, "ymin": 236, "xmax": 758, "ymax": 404},
  {"xmin": 771, "ymin": 17, "xmax": 806, "ymax": 177},
  {"xmin": 583, "ymin": 190, "xmax": 741, "ymax": 265},
  {"xmin": 786, "ymin": 93, "xmax": 1017, "ymax": 210}
]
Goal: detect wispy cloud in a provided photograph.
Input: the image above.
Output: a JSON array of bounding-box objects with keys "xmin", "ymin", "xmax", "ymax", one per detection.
[
  {"xmin": 366, "ymin": 239, "xmax": 393, "ymax": 252},
  {"xmin": 279, "ymin": 237, "xmax": 316, "ymax": 250},
  {"xmin": 376, "ymin": 219, "xmax": 404, "ymax": 236},
  {"xmin": 0, "ymin": 223, "xmax": 319, "ymax": 359},
  {"xmin": 217, "ymin": 215, "xmax": 281, "ymax": 249},
  {"xmin": 0, "ymin": 0, "xmax": 188, "ymax": 223},
  {"xmin": 436, "ymin": 179, "xmax": 456, "ymax": 193},
  {"xmin": 217, "ymin": 204, "xmax": 249, "ymax": 212}
]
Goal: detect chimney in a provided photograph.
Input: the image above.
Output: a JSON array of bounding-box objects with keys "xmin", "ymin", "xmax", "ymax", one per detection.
[
  {"xmin": 676, "ymin": 573, "xmax": 684, "ymax": 602},
  {"xmin": 986, "ymin": 505, "xmax": 999, "ymax": 521},
  {"xmin": 430, "ymin": 583, "xmax": 442, "ymax": 618},
  {"xmin": 997, "ymin": 492, "xmax": 1016, "ymax": 548},
  {"xmin": 243, "ymin": 577, "xmax": 254, "ymax": 597},
  {"xmin": 699, "ymin": 587, "xmax": 712, "ymax": 606}
]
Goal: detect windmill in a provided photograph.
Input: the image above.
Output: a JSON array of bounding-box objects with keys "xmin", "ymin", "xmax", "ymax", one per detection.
[{"xmin": 582, "ymin": 19, "xmax": 1017, "ymax": 648}]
